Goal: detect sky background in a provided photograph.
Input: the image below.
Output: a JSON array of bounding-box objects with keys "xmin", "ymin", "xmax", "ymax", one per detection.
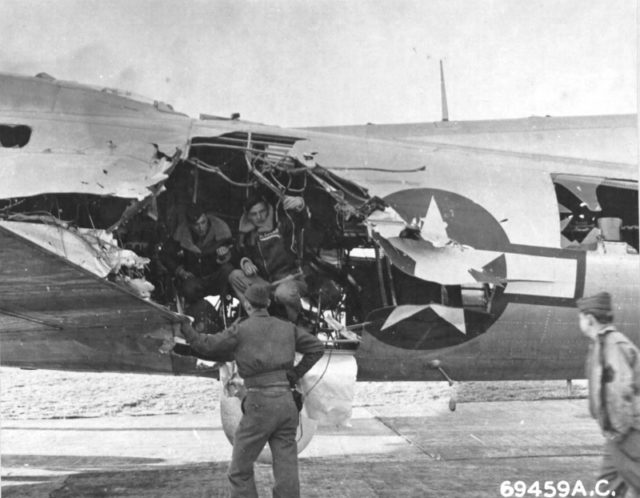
[{"xmin": 0, "ymin": 0, "xmax": 636, "ymax": 126}]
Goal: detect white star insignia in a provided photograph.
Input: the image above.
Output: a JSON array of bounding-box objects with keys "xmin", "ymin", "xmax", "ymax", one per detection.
[
  {"xmin": 381, "ymin": 304, "xmax": 467, "ymax": 335},
  {"xmin": 419, "ymin": 197, "xmax": 450, "ymax": 247}
]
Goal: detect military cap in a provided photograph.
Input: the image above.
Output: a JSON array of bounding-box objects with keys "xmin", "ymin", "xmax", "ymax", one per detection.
[
  {"xmin": 244, "ymin": 283, "xmax": 271, "ymax": 308},
  {"xmin": 576, "ymin": 291, "xmax": 613, "ymax": 317}
]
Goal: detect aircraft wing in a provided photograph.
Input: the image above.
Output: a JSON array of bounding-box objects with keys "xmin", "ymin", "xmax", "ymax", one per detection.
[{"xmin": 0, "ymin": 222, "xmax": 206, "ymax": 375}]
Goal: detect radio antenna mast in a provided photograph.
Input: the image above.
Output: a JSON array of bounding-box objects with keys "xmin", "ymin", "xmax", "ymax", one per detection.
[{"xmin": 440, "ymin": 59, "xmax": 449, "ymax": 122}]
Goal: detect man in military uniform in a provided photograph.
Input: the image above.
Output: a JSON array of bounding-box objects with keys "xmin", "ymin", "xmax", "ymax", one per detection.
[
  {"xmin": 577, "ymin": 292, "xmax": 640, "ymax": 498},
  {"xmin": 180, "ymin": 283, "xmax": 324, "ymax": 498},
  {"xmin": 162, "ymin": 204, "xmax": 235, "ymax": 305},
  {"xmin": 229, "ymin": 194, "xmax": 307, "ymax": 322}
]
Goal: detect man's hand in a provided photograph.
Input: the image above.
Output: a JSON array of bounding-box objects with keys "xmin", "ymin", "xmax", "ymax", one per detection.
[
  {"xmin": 286, "ymin": 369, "xmax": 298, "ymax": 388},
  {"xmin": 240, "ymin": 257, "xmax": 258, "ymax": 276},
  {"xmin": 176, "ymin": 266, "xmax": 194, "ymax": 280},
  {"xmin": 216, "ymin": 245, "xmax": 232, "ymax": 264},
  {"xmin": 283, "ymin": 196, "xmax": 305, "ymax": 212},
  {"xmin": 180, "ymin": 320, "xmax": 198, "ymax": 342}
]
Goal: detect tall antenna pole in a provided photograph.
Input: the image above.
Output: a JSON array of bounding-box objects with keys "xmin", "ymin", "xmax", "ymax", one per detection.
[{"xmin": 440, "ymin": 59, "xmax": 449, "ymax": 122}]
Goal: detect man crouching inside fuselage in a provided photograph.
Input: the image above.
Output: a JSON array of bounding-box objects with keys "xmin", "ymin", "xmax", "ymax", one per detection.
[
  {"xmin": 180, "ymin": 283, "xmax": 324, "ymax": 498},
  {"xmin": 229, "ymin": 194, "xmax": 308, "ymax": 323}
]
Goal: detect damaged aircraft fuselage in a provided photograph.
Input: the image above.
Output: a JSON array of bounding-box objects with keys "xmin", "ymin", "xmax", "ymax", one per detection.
[{"xmin": 0, "ymin": 73, "xmax": 638, "ymax": 382}]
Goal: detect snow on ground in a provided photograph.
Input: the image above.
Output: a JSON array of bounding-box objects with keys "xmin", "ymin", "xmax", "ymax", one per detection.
[{"xmin": 0, "ymin": 367, "xmax": 587, "ymax": 420}]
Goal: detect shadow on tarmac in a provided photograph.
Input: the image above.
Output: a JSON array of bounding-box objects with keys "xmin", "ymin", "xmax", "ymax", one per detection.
[{"xmin": 2, "ymin": 451, "xmax": 605, "ymax": 498}]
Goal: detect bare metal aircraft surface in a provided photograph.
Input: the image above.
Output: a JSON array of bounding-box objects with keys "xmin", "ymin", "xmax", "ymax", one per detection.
[{"xmin": 0, "ymin": 72, "xmax": 638, "ymax": 384}]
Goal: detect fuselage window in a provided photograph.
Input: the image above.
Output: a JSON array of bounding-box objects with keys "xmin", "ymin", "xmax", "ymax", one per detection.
[
  {"xmin": 553, "ymin": 178, "xmax": 638, "ymax": 252},
  {"xmin": 0, "ymin": 125, "xmax": 32, "ymax": 148}
]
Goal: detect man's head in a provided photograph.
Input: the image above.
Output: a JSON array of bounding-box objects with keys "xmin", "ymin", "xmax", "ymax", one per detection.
[
  {"xmin": 577, "ymin": 291, "xmax": 614, "ymax": 339},
  {"xmin": 244, "ymin": 196, "xmax": 271, "ymax": 231},
  {"xmin": 243, "ymin": 283, "xmax": 271, "ymax": 313},
  {"xmin": 186, "ymin": 205, "xmax": 209, "ymax": 238}
]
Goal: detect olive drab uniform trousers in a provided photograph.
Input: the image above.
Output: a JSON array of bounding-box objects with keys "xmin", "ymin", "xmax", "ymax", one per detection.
[
  {"xmin": 181, "ymin": 308, "xmax": 324, "ymax": 498},
  {"xmin": 229, "ymin": 387, "xmax": 300, "ymax": 497}
]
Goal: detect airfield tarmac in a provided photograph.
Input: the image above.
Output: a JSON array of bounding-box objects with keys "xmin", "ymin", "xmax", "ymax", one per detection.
[{"xmin": 1, "ymin": 368, "xmax": 605, "ymax": 498}]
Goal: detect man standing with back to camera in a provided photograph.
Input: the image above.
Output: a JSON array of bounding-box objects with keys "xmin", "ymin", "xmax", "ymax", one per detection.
[
  {"xmin": 180, "ymin": 283, "xmax": 324, "ymax": 498},
  {"xmin": 577, "ymin": 292, "xmax": 640, "ymax": 498}
]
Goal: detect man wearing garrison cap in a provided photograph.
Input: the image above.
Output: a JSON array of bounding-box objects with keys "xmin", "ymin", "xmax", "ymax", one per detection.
[
  {"xmin": 181, "ymin": 283, "xmax": 324, "ymax": 498},
  {"xmin": 577, "ymin": 292, "xmax": 640, "ymax": 497}
]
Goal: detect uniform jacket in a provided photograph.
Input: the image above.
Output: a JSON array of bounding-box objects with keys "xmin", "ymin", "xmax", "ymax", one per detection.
[
  {"xmin": 163, "ymin": 213, "xmax": 233, "ymax": 277},
  {"xmin": 182, "ymin": 309, "xmax": 324, "ymax": 387},
  {"xmin": 586, "ymin": 326, "xmax": 640, "ymax": 440},
  {"xmin": 238, "ymin": 203, "xmax": 306, "ymax": 282}
]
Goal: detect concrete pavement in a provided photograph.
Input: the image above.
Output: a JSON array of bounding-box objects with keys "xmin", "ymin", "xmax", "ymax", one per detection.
[{"xmin": 1, "ymin": 399, "xmax": 606, "ymax": 497}]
